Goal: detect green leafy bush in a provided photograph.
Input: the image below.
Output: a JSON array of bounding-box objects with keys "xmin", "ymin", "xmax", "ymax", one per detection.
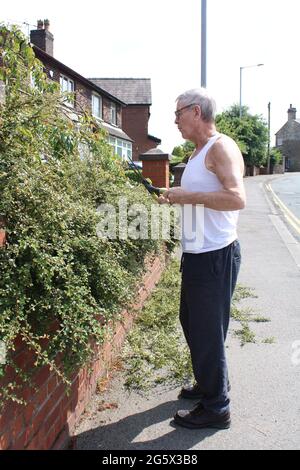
[{"xmin": 0, "ymin": 25, "xmax": 164, "ymax": 404}]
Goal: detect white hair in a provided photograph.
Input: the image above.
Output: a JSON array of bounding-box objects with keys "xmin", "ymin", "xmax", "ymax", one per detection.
[{"xmin": 176, "ymin": 88, "xmax": 217, "ymax": 122}]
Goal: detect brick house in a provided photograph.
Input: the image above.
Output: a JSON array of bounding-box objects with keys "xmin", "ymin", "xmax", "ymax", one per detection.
[
  {"xmin": 275, "ymin": 104, "xmax": 300, "ymax": 172},
  {"xmin": 29, "ymin": 21, "xmax": 133, "ymax": 161},
  {"xmin": 89, "ymin": 78, "xmax": 161, "ymax": 160}
]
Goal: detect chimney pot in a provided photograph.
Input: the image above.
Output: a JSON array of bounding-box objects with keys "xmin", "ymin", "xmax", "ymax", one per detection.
[
  {"xmin": 30, "ymin": 20, "xmax": 54, "ymax": 56},
  {"xmin": 288, "ymin": 104, "xmax": 297, "ymax": 121}
]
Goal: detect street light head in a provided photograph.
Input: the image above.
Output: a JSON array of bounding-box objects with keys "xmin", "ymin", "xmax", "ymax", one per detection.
[
  {"xmin": 241, "ymin": 63, "xmax": 264, "ymax": 70},
  {"xmin": 239, "ymin": 63, "xmax": 264, "ymax": 118}
]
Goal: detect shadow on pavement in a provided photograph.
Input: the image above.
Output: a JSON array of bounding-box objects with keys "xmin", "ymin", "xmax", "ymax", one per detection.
[{"xmin": 76, "ymin": 399, "xmax": 224, "ymax": 450}]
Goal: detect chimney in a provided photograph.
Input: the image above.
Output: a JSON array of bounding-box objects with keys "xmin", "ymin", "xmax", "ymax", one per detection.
[
  {"xmin": 30, "ymin": 19, "xmax": 54, "ymax": 56},
  {"xmin": 288, "ymin": 104, "xmax": 296, "ymax": 121}
]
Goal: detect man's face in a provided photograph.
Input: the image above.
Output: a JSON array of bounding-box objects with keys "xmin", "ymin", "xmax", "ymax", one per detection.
[{"xmin": 174, "ymin": 102, "xmax": 196, "ymax": 140}]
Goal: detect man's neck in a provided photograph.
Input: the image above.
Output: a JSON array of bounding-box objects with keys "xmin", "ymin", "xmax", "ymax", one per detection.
[{"xmin": 194, "ymin": 123, "xmax": 217, "ymax": 152}]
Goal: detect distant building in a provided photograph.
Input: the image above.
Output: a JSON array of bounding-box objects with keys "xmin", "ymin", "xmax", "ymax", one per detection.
[
  {"xmin": 89, "ymin": 78, "xmax": 161, "ymax": 160},
  {"xmin": 275, "ymin": 104, "xmax": 300, "ymax": 171}
]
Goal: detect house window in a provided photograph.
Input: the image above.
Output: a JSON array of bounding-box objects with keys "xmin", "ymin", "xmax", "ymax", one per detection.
[
  {"xmin": 92, "ymin": 94, "xmax": 102, "ymax": 119},
  {"xmin": 60, "ymin": 74, "xmax": 75, "ymax": 107},
  {"xmin": 277, "ymin": 137, "xmax": 283, "ymax": 146},
  {"xmin": 110, "ymin": 102, "xmax": 117, "ymax": 125},
  {"xmin": 30, "ymin": 73, "xmax": 37, "ymax": 89},
  {"xmin": 109, "ymin": 136, "xmax": 132, "ymax": 161}
]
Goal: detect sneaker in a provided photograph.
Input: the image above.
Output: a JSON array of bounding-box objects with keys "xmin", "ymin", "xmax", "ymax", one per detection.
[
  {"xmin": 174, "ymin": 402, "xmax": 231, "ymax": 430},
  {"xmin": 179, "ymin": 382, "xmax": 231, "ymax": 400}
]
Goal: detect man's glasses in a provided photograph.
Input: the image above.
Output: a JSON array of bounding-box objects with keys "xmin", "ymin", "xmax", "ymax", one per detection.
[{"xmin": 175, "ymin": 103, "xmax": 198, "ymax": 119}]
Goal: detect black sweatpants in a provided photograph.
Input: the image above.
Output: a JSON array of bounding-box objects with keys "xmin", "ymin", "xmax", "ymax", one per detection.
[{"xmin": 180, "ymin": 240, "xmax": 241, "ymax": 414}]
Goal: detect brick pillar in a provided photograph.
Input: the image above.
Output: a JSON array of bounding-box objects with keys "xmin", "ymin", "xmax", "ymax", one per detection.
[
  {"xmin": 139, "ymin": 148, "xmax": 171, "ymax": 189},
  {"xmin": 172, "ymin": 163, "xmax": 186, "ymax": 187}
]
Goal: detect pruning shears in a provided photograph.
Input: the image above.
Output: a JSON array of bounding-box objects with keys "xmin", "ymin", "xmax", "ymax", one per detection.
[{"xmin": 125, "ymin": 155, "xmax": 168, "ymax": 199}]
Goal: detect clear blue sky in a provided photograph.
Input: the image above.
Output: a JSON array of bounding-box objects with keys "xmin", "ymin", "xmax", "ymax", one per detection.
[{"xmin": 2, "ymin": 0, "xmax": 299, "ymax": 152}]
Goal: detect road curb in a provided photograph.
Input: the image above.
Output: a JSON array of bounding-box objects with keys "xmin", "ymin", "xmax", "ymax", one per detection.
[{"xmin": 262, "ymin": 180, "xmax": 300, "ymax": 269}]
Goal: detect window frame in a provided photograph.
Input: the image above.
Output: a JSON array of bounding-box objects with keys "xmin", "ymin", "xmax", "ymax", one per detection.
[
  {"xmin": 60, "ymin": 74, "xmax": 75, "ymax": 107},
  {"xmin": 108, "ymin": 136, "xmax": 132, "ymax": 161},
  {"xmin": 92, "ymin": 93, "xmax": 103, "ymax": 119},
  {"xmin": 110, "ymin": 102, "xmax": 117, "ymax": 125}
]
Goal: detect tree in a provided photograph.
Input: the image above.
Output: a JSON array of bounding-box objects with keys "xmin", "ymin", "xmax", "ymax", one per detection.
[
  {"xmin": 172, "ymin": 141, "xmax": 196, "ymax": 164},
  {"xmin": 216, "ymin": 104, "xmax": 268, "ymax": 167}
]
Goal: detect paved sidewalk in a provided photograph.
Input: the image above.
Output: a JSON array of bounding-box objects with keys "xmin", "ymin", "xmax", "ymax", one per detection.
[{"xmin": 75, "ymin": 175, "xmax": 300, "ymax": 450}]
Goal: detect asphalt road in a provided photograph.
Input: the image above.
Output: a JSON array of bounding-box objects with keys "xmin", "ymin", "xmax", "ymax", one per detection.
[
  {"xmin": 271, "ymin": 173, "xmax": 300, "ymax": 219},
  {"xmin": 269, "ymin": 173, "xmax": 300, "ymax": 242}
]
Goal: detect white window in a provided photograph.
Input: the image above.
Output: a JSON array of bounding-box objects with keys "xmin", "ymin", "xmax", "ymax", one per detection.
[
  {"xmin": 110, "ymin": 102, "xmax": 117, "ymax": 125},
  {"xmin": 109, "ymin": 136, "xmax": 132, "ymax": 161},
  {"xmin": 92, "ymin": 94, "xmax": 102, "ymax": 119},
  {"xmin": 277, "ymin": 137, "xmax": 283, "ymax": 146},
  {"xmin": 60, "ymin": 74, "xmax": 75, "ymax": 107}
]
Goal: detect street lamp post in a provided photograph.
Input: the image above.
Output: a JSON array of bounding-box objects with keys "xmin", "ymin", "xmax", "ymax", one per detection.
[
  {"xmin": 267, "ymin": 102, "xmax": 271, "ymax": 174},
  {"xmin": 239, "ymin": 63, "xmax": 264, "ymax": 118},
  {"xmin": 201, "ymin": 0, "xmax": 207, "ymax": 88}
]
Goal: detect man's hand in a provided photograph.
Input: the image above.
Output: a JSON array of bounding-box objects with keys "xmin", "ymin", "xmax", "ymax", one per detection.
[{"xmin": 158, "ymin": 187, "xmax": 190, "ymax": 205}]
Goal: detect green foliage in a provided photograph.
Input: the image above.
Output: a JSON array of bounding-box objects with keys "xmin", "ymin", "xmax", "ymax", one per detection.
[
  {"xmin": 216, "ymin": 104, "xmax": 268, "ymax": 167},
  {"xmin": 270, "ymin": 147, "xmax": 282, "ymax": 165},
  {"xmin": 0, "ymin": 25, "xmax": 164, "ymax": 405},
  {"xmin": 171, "ymin": 145, "xmax": 184, "ymax": 160},
  {"xmin": 171, "ymin": 141, "xmax": 195, "ymax": 167}
]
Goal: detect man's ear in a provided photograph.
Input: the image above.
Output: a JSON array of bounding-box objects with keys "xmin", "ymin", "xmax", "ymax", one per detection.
[{"xmin": 194, "ymin": 104, "xmax": 201, "ymax": 119}]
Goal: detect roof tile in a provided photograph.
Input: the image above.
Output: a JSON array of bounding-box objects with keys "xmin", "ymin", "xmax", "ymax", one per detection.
[{"xmin": 89, "ymin": 78, "xmax": 152, "ymax": 105}]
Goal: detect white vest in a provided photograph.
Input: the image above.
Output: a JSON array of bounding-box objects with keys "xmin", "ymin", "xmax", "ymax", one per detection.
[{"xmin": 180, "ymin": 133, "xmax": 239, "ymax": 253}]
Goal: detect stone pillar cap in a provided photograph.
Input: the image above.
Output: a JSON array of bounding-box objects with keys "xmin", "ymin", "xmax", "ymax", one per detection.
[
  {"xmin": 173, "ymin": 162, "xmax": 186, "ymax": 168},
  {"xmin": 139, "ymin": 148, "xmax": 172, "ymax": 161}
]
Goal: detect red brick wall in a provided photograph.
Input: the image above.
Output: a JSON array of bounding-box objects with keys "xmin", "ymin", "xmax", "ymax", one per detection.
[
  {"xmin": 0, "ymin": 253, "xmax": 166, "ymax": 450},
  {"xmin": 36, "ymin": 57, "xmax": 122, "ymax": 127},
  {"xmin": 122, "ymin": 105, "xmax": 159, "ymax": 160}
]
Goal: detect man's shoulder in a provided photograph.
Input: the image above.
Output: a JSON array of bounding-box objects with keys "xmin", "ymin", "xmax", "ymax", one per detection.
[
  {"xmin": 214, "ymin": 134, "xmax": 240, "ymax": 152},
  {"xmin": 210, "ymin": 134, "xmax": 242, "ymax": 160},
  {"xmin": 207, "ymin": 134, "xmax": 244, "ymax": 175}
]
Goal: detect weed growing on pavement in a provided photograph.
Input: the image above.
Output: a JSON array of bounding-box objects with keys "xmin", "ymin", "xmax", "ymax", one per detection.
[
  {"xmin": 262, "ymin": 337, "xmax": 276, "ymax": 344},
  {"xmin": 122, "ymin": 264, "xmax": 272, "ymax": 391},
  {"xmin": 122, "ymin": 258, "xmax": 193, "ymax": 391},
  {"xmin": 232, "ymin": 285, "xmax": 257, "ymax": 302},
  {"xmin": 252, "ymin": 316, "xmax": 271, "ymax": 323},
  {"xmin": 231, "ymin": 285, "xmax": 271, "ymax": 346},
  {"xmin": 234, "ymin": 324, "xmax": 256, "ymax": 346}
]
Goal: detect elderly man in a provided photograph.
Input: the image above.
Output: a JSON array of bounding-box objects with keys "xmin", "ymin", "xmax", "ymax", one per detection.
[{"xmin": 159, "ymin": 88, "xmax": 246, "ymax": 429}]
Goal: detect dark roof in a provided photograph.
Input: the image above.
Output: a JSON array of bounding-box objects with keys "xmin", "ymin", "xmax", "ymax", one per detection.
[
  {"xmin": 88, "ymin": 78, "xmax": 152, "ymax": 105},
  {"xmin": 148, "ymin": 134, "xmax": 161, "ymax": 144},
  {"xmin": 275, "ymin": 119, "xmax": 300, "ymax": 135},
  {"xmin": 32, "ymin": 46, "xmax": 126, "ymax": 106}
]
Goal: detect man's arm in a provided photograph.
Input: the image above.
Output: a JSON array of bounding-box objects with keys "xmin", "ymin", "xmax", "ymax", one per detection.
[{"xmin": 159, "ymin": 136, "xmax": 246, "ymax": 211}]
